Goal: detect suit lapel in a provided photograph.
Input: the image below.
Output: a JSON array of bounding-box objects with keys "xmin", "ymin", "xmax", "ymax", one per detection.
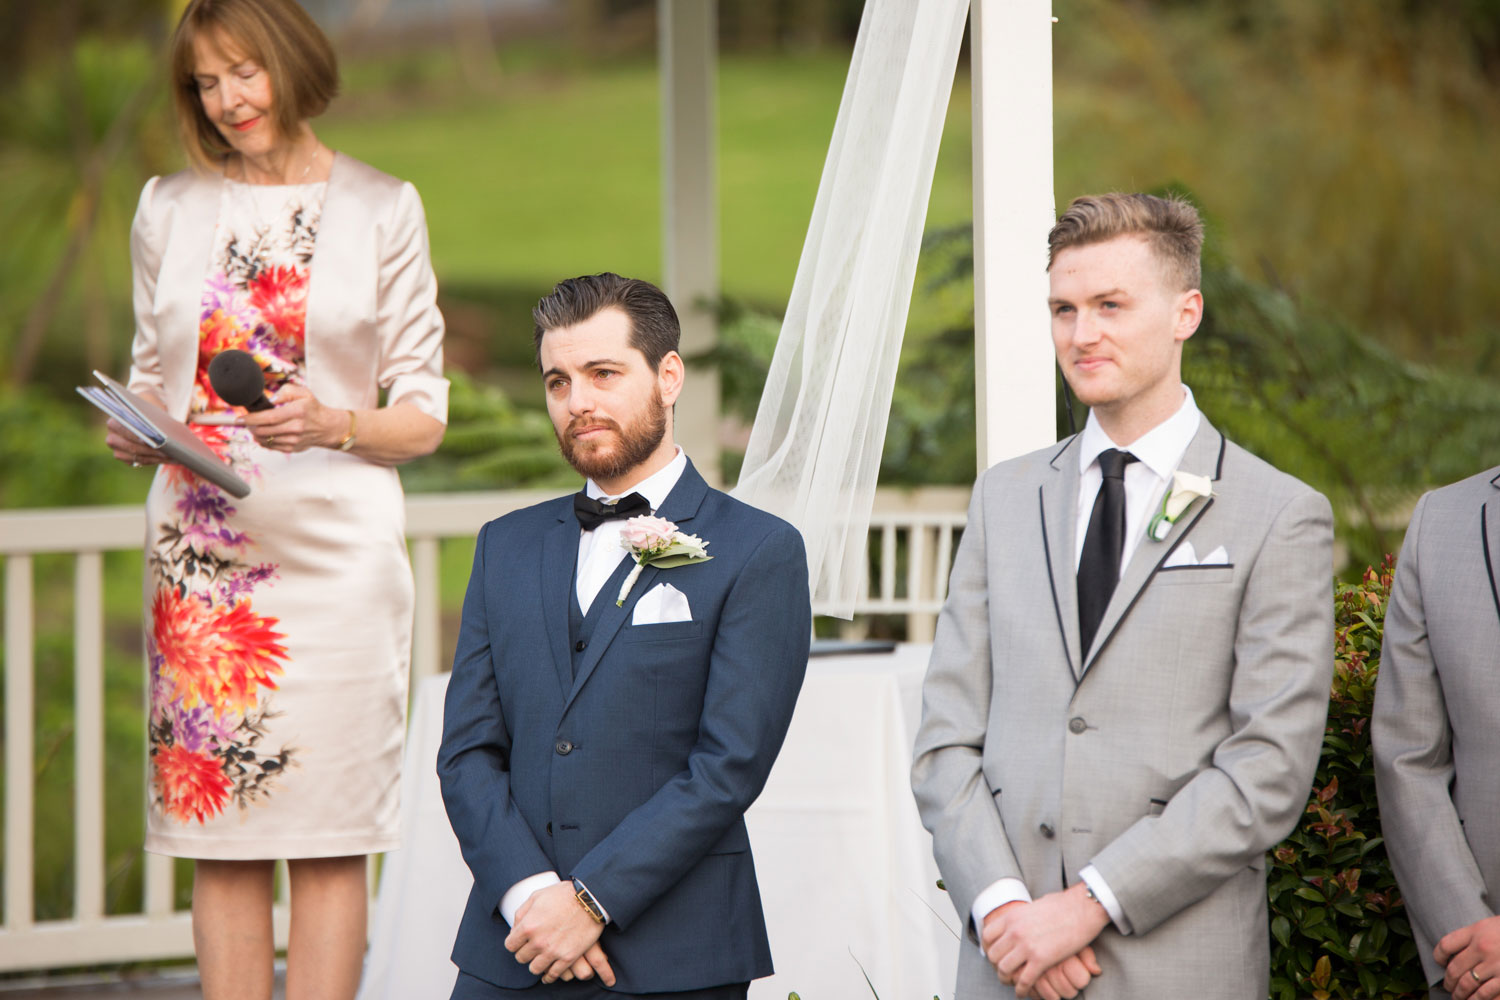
[
  {"xmin": 562, "ymin": 459, "xmax": 711, "ymax": 712},
  {"xmin": 1484, "ymin": 470, "xmax": 1500, "ymax": 632},
  {"xmin": 1040, "ymin": 435, "xmax": 1084, "ymax": 679},
  {"xmin": 542, "ymin": 507, "xmax": 579, "ymax": 698},
  {"xmin": 1081, "ymin": 424, "xmax": 1227, "ymax": 676}
]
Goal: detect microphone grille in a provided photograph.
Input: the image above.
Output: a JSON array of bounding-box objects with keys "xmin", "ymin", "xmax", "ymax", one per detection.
[{"xmin": 207, "ymin": 349, "xmax": 267, "ymax": 408}]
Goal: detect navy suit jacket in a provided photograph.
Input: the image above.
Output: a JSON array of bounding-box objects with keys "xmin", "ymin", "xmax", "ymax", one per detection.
[{"xmin": 437, "ymin": 460, "xmax": 811, "ymax": 992}]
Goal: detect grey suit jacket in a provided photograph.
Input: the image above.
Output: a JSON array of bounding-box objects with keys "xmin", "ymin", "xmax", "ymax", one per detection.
[
  {"xmin": 1373, "ymin": 466, "xmax": 1500, "ymax": 996},
  {"xmin": 911, "ymin": 420, "xmax": 1334, "ymax": 1000}
]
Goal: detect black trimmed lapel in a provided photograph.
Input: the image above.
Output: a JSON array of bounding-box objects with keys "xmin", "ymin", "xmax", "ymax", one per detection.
[
  {"xmin": 1484, "ymin": 469, "xmax": 1500, "ymax": 632},
  {"xmin": 1081, "ymin": 423, "xmax": 1227, "ymax": 677},
  {"xmin": 1041, "ymin": 435, "xmax": 1084, "ymax": 680}
]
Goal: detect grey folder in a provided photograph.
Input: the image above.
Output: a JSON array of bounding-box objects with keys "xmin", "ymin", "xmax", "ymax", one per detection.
[{"xmin": 78, "ymin": 370, "xmax": 251, "ymax": 498}]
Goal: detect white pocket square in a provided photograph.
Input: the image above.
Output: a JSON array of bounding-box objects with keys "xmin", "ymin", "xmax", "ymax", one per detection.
[
  {"xmin": 631, "ymin": 582, "xmax": 693, "ymax": 625},
  {"xmin": 1199, "ymin": 545, "xmax": 1230, "ymax": 566},
  {"xmin": 1162, "ymin": 541, "xmax": 1231, "ymax": 568}
]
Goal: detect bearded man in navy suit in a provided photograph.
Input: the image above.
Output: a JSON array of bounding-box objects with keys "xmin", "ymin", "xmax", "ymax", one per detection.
[{"xmin": 438, "ymin": 273, "xmax": 811, "ymax": 998}]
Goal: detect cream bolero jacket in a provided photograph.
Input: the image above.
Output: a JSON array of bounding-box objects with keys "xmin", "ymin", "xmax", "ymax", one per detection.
[{"xmin": 127, "ymin": 153, "xmax": 449, "ymax": 426}]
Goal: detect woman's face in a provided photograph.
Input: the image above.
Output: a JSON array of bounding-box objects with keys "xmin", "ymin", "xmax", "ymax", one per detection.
[{"xmin": 192, "ymin": 31, "xmax": 283, "ymax": 161}]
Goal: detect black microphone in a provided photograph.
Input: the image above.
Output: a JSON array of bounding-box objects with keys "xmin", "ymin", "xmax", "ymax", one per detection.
[{"xmin": 208, "ymin": 349, "xmax": 274, "ymax": 411}]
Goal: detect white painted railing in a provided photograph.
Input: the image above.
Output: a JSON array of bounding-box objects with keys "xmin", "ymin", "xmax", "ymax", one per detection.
[{"xmin": 0, "ymin": 487, "xmax": 965, "ymax": 974}]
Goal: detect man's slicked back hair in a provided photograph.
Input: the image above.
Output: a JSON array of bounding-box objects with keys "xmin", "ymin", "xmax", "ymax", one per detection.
[
  {"xmin": 533, "ymin": 273, "xmax": 681, "ymax": 371},
  {"xmin": 1047, "ymin": 193, "xmax": 1204, "ymax": 291}
]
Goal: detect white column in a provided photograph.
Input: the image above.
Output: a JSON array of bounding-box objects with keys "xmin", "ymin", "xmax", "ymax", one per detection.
[
  {"xmin": 659, "ymin": 0, "xmax": 721, "ymax": 484},
  {"xmin": 971, "ymin": 0, "xmax": 1057, "ymax": 472}
]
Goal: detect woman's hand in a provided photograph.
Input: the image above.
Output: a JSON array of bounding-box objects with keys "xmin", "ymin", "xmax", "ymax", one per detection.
[
  {"xmin": 105, "ymin": 417, "xmax": 166, "ymax": 467},
  {"xmin": 242, "ymin": 384, "xmax": 347, "ymax": 452}
]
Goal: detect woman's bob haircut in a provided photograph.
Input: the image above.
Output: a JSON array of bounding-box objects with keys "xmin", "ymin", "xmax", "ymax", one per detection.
[{"xmin": 169, "ymin": 0, "xmax": 339, "ymax": 170}]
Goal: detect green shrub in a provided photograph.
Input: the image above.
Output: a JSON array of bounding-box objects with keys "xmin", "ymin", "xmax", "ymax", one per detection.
[{"xmin": 1266, "ymin": 559, "xmax": 1427, "ymax": 1000}]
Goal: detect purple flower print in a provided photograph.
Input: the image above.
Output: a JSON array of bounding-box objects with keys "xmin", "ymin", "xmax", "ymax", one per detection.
[
  {"xmin": 176, "ymin": 486, "xmax": 236, "ymax": 526},
  {"xmin": 218, "ymin": 563, "xmax": 279, "ymax": 604},
  {"xmin": 201, "ymin": 273, "xmax": 236, "ymax": 318},
  {"xmin": 171, "ymin": 705, "xmax": 214, "ymax": 753}
]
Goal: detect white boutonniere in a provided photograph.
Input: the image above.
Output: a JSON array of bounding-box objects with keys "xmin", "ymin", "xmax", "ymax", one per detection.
[
  {"xmin": 616, "ymin": 515, "xmax": 713, "ymax": 606},
  {"xmin": 1148, "ymin": 471, "xmax": 1214, "ymax": 541}
]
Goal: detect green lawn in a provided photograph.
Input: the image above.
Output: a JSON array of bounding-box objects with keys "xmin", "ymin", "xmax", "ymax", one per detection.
[{"xmin": 318, "ymin": 50, "xmax": 974, "ymax": 308}]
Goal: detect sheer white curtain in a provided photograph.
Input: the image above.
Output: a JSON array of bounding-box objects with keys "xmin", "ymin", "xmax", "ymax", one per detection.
[{"xmin": 730, "ymin": 0, "xmax": 970, "ymax": 618}]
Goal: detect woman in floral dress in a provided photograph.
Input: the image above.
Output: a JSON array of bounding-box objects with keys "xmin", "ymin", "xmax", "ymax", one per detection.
[{"xmin": 103, "ymin": 1, "xmax": 447, "ymax": 995}]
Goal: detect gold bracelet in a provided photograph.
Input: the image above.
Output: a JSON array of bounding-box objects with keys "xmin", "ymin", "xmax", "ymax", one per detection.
[{"xmin": 336, "ymin": 410, "xmax": 357, "ymax": 452}]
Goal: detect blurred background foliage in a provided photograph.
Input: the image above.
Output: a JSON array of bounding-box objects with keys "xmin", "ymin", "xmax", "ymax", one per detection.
[
  {"xmin": 1, "ymin": 0, "xmax": 1496, "ymax": 508},
  {"xmin": 2, "ymin": 0, "xmax": 1500, "ymax": 940}
]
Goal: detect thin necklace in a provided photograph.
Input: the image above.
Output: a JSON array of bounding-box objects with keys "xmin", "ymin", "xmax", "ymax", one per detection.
[{"xmin": 235, "ymin": 145, "xmax": 323, "ymax": 227}]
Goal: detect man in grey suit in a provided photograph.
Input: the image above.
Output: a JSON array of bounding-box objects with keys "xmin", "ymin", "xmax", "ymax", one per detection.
[
  {"xmin": 1374, "ymin": 466, "xmax": 1500, "ymax": 1000},
  {"xmin": 911, "ymin": 193, "xmax": 1335, "ymax": 1000}
]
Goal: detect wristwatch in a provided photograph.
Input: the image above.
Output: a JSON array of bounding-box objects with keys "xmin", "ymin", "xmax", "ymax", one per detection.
[{"xmin": 571, "ymin": 877, "xmax": 605, "ymax": 924}]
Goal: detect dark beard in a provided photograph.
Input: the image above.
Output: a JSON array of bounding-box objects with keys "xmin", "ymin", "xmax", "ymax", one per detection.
[{"xmin": 556, "ymin": 388, "xmax": 668, "ymax": 484}]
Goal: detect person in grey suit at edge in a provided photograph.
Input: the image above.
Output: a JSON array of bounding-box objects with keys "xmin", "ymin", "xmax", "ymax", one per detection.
[
  {"xmin": 1374, "ymin": 465, "xmax": 1500, "ymax": 1000},
  {"xmin": 438, "ymin": 274, "xmax": 811, "ymax": 998},
  {"xmin": 911, "ymin": 193, "xmax": 1335, "ymax": 1000}
]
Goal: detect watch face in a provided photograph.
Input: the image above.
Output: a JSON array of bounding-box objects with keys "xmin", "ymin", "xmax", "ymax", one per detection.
[{"xmin": 572, "ymin": 881, "xmax": 603, "ymax": 921}]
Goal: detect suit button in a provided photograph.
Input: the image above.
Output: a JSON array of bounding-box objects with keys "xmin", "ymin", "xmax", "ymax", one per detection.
[
  {"xmin": 574, "ymin": 640, "xmax": 586, "ymax": 652},
  {"xmin": 546, "ymin": 822, "xmax": 553, "ymax": 836},
  {"xmin": 1068, "ymin": 717, "xmax": 1087, "ymax": 734},
  {"xmin": 1039, "ymin": 823, "xmax": 1055, "ymax": 839},
  {"xmin": 556, "ymin": 741, "xmax": 573, "ymax": 755}
]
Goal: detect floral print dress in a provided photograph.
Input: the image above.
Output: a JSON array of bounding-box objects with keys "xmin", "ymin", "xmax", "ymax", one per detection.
[{"xmin": 143, "ymin": 178, "xmax": 412, "ymax": 859}]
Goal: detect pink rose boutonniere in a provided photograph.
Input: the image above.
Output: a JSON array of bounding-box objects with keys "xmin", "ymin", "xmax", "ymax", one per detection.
[{"xmin": 616, "ymin": 515, "xmax": 713, "ymax": 606}]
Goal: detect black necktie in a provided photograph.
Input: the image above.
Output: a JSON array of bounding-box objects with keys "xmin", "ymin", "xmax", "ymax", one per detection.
[
  {"xmin": 1077, "ymin": 449, "xmax": 1138, "ymax": 659},
  {"xmin": 573, "ymin": 491, "xmax": 651, "ymax": 531}
]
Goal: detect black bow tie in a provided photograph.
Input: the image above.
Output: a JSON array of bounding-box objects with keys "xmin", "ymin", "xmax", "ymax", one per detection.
[{"xmin": 574, "ymin": 491, "xmax": 651, "ymax": 531}]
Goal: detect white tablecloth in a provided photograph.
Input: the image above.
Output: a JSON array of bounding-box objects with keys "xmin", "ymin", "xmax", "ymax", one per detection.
[{"xmin": 359, "ymin": 644, "xmax": 958, "ymax": 1000}]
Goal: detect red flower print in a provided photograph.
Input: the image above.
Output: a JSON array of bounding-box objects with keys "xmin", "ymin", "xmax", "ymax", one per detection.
[
  {"xmin": 152, "ymin": 589, "xmax": 287, "ymax": 715},
  {"xmin": 154, "ymin": 743, "xmax": 232, "ymax": 824},
  {"xmin": 249, "ymin": 265, "xmax": 308, "ymax": 346},
  {"xmin": 153, "ymin": 588, "xmax": 220, "ymax": 706},
  {"xmin": 211, "ymin": 600, "xmax": 289, "ymax": 715}
]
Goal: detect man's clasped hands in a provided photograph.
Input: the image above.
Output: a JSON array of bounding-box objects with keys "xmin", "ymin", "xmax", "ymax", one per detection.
[
  {"xmin": 982, "ymin": 883, "xmax": 1112, "ymax": 1000},
  {"xmin": 503, "ymin": 881, "xmax": 617, "ymax": 987}
]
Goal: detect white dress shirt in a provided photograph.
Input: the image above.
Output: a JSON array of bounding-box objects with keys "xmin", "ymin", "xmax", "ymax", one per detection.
[
  {"xmin": 498, "ymin": 447, "xmax": 688, "ymax": 927},
  {"xmin": 970, "ymin": 387, "xmax": 1202, "ymax": 935},
  {"xmin": 574, "ymin": 447, "xmax": 688, "ymax": 614}
]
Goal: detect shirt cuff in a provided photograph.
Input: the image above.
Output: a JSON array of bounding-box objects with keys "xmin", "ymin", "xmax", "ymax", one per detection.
[
  {"xmin": 1079, "ymin": 864, "xmax": 1132, "ymax": 935},
  {"xmin": 499, "ymin": 871, "xmax": 562, "ymax": 927},
  {"xmin": 970, "ymin": 877, "xmax": 1033, "ymax": 931}
]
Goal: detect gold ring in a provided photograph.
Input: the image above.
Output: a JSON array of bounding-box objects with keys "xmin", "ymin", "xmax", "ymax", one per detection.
[
  {"xmin": 267, "ymin": 435, "xmax": 276, "ymax": 446},
  {"xmin": 1475, "ymin": 969, "xmax": 1484, "ymax": 984}
]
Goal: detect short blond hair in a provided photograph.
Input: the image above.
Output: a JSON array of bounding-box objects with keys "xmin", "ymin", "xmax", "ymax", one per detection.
[
  {"xmin": 1048, "ymin": 193, "xmax": 1204, "ymax": 291},
  {"xmin": 169, "ymin": 0, "xmax": 339, "ymax": 170}
]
